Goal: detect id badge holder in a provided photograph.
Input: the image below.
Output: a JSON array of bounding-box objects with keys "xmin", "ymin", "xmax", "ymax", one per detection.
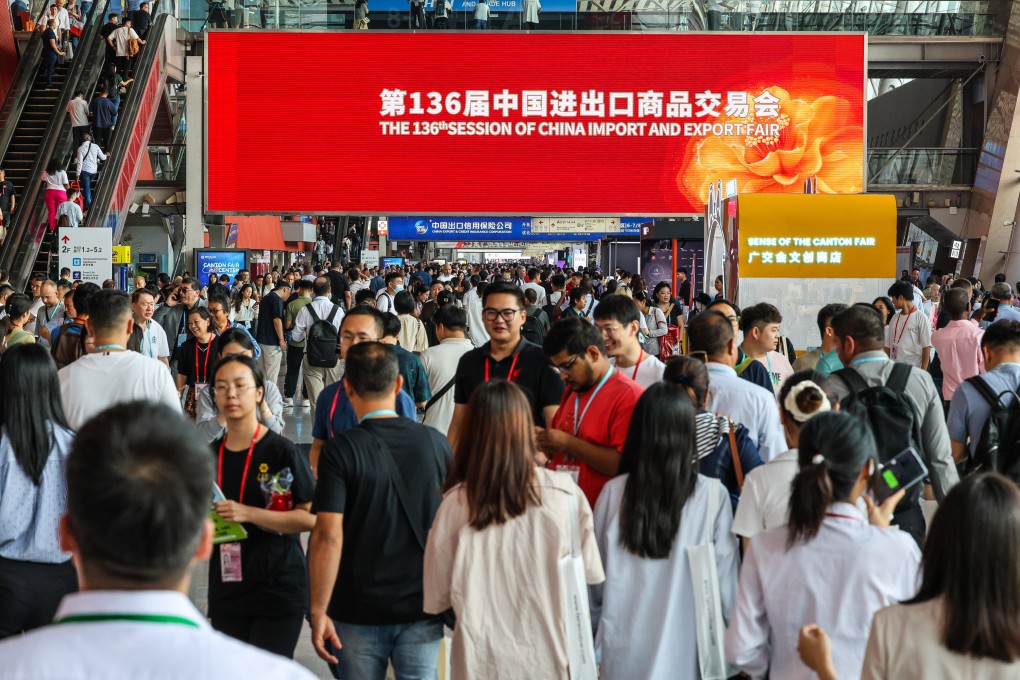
[
  {"xmin": 194, "ymin": 382, "xmax": 210, "ymax": 409},
  {"xmin": 220, "ymin": 542, "xmax": 243, "ymax": 583},
  {"xmin": 177, "ymin": 332, "xmax": 188, "ymax": 347},
  {"xmin": 890, "ymin": 345, "xmax": 898, "ymax": 360},
  {"xmin": 556, "ymin": 464, "xmax": 581, "ymax": 485}
]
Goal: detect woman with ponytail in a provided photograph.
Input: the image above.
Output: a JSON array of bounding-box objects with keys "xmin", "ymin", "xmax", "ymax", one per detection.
[{"xmin": 725, "ymin": 411, "xmax": 921, "ymax": 680}]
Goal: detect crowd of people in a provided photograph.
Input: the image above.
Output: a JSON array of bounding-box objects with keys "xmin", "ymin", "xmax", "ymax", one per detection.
[{"xmin": 1, "ymin": 256, "xmax": 1020, "ymax": 680}]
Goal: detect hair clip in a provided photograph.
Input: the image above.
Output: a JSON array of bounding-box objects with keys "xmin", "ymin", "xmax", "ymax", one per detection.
[{"xmin": 812, "ymin": 454, "xmax": 825, "ymax": 465}]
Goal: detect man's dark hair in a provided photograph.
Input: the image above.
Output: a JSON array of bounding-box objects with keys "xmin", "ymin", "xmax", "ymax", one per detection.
[
  {"xmin": 355, "ymin": 288, "xmax": 375, "ymax": 305},
  {"xmin": 344, "ymin": 342, "xmax": 399, "ymax": 398},
  {"xmin": 313, "ymin": 276, "xmax": 331, "ymax": 298},
  {"xmin": 982, "ymin": 320, "xmax": 1020, "ymax": 353},
  {"xmin": 523, "ymin": 288, "xmax": 538, "ymax": 305},
  {"xmin": 295, "ymin": 278, "xmax": 314, "ymax": 293},
  {"xmin": 482, "ymin": 281, "xmax": 525, "ymax": 308},
  {"xmin": 543, "ymin": 317, "xmax": 605, "ymax": 357},
  {"xmin": 207, "ymin": 293, "xmax": 230, "ymax": 312},
  {"xmin": 385, "ymin": 271, "xmax": 403, "ymax": 286},
  {"xmin": 687, "ymin": 311, "xmax": 734, "ymax": 356},
  {"xmin": 527, "ymin": 267, "xmax": 539, "ymax": 280},
  {"xmin": 342, "ymin": 305, "xmax": 385, "ymax": 337},
  {"xmin": 816, "ymin": 303, "xmax": 848, "ymax": 339},
  {"xmin": 831, "ymin": 303, "xmax": 885, "ymax": 347},
  {"xmin": 995, "ymin": 273, "xmax": 1008, "ymax": 283},
  {"xmin": 740, "ymin": 302, "xmax": 783, "ymax": 333},
  {"xmin": 88, "ymin": 290, "xmax": 132, "ymax": 335},
  {"xmin": 394, "ymin": 290, "xmax": 416, "ymax": 315},
  {"xmin": 181, "ymin": 277, "xmax": 201, "ymax": 293},
  {"xmin": 67, "ymin": 402, "xmax": 213, "ymax": 585},
  {"xmin": 205, "ymin": 283, "xmax": 228, "ymax": 300},
  {"xmin": 551, "ymin": 273, "xmax": 566, "ymax": 288},
  {"xmin": 888, "ymin": 280, "xmax": 914, "ymax": 301},
  {"xmin": 381, "ymin": 311, "xmax": 401, "ymax": 339},
  {"xmin": 593, "ymin": 294, "xmax": 641, "ymax": 326},
  {"xmin": 435, "ymin": 304, "xmax": 466, "ymax": 331},
  {"xmin": 70, "ymin": 281, "xmax": 101, "ymax": 317},
  {"xmin": 274, "ymin": 280, "xmax": 291, "ymax": 291},
  {"xmin": 942, "ymin": 288, "xmax": 970, "ymax": 320},
  {"xmin": 706, "ymin": 297, "xmax": 741, "ymax": 318}
]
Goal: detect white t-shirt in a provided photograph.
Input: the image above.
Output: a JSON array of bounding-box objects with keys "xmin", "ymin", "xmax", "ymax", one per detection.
[
  {"xmin": 756, "ymin": 350, "xmax": 794, "ymax": 397},
  {"xmin": 136, "ymin": 320, "xmax": 170, "ymax": 360},
  {"xmin": 473, "ymin": 1, "xmax": 489, "ymax": 18},
  {"xmin": 611, "ymin": 353, "xmax": 665, "ymax": 390},
  {"xmin": 59, "ymin": 350, "xmax": 181, "ymax": 430},
  {"xmin": 731, "ymin": 448, "xmax": 798, "ymax": 539},
  {"xmin": 43, "ymin": 170, "xmax": 68, "ymax": 191},
  {"xmin": 375, "ymin": 289, "xmax": 398, "ymax": 316},
  {"xmin": 112, "ymin": 26, "xmax": 139, "ymax": 57},
  {"xmin": 885, "ymin": 308, "xmax": 932, "ymax": 368}
]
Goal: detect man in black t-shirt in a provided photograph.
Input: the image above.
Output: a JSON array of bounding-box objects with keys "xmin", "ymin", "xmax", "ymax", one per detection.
[
  {"xmin": 0, "ymin": 169, "xmax": 15, "ymax": 237},
  {"xmin": 325, "ymin": 261, "xmax": 351, "ymax": 310},
  {"xmin": 254, "ymin": 281, "xmax": 291, "ymax": 385},
  {"xmin": 310, "ymin": 342, "xmax": 450, "ymax": 675},
  {"xmin": 99, "ymin": 13, "xmax": 120, "ymax": 64}
]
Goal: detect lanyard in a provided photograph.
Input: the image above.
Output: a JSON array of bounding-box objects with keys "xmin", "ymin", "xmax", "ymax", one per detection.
[
  {"xmin": 574, "ymin": 366, "xmax": 614, "ymax": 435},
  {"xmin": 94, "ymin": 344, "xmax": 124, "ymax": 351},
  {"xmin": 892, "ymin": 307, "xmax": 915, "ymax": 347},
  {"xmin": 328, "ymin": 385, "xmax": 344, "ymax": 439},
  {"xmin": 217, "ymin": 423, "xmax": 261, "ymax": 500},
  {"xmin": 630, "ymin": 352, "xmax": 645, "ymax": 381},
  {"xmin": 485, "ymin": 343, "xmax": 523, "ymax": 383},
  {"xmin": 56, "ymin": 614, "xmax": 200, "ymax": 628},
  {"xmin": 358, "ymin": 409, "xmax": 398, "ymax": 424},
  {"xmin": 850, "ymin": 356, "xmax": 889, "ymax": 367},
  {"xmin": 825, "ymin": 512, "xmax": 862, "ymax": 522},
  {"xmin": 195, "ymin": 342, "xmax": 212, "ymax": 382}
]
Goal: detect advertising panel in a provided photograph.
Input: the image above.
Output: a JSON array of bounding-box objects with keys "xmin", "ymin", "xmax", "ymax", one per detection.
[
  {"xmin": 736, "ymin": 194, "xmax": 896, "ymax": 279},
  {"xmin": 59, "ymin": 228, "xmax": 112, "ymax": 284},
  {"xmin": 373, "ymin": 0, "xmax": 575, "ymax": 13},
  {"xmin": 385, "ymin": 216, "xmax": 646, "ymax": 241},
  {"xmin": 196, "ymin": 249, "xmax": 248, "ymax": 280},
  {"xmin": 207, "ymin": 32, "xmax": 865, "ymax": 215}
]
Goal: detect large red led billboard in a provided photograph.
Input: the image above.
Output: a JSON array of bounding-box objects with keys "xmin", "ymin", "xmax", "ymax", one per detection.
[{"xmin": 206, "ymin": 32, "xmax": 865, "ymax": 215}]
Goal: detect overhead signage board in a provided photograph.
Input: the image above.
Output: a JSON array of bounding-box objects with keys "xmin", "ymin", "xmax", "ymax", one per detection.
[
  {"xmin": 737, "ymin": 194, "xmax": 896, "ymax": 279},
  {"xmin": 385, "ymin": 216, "xmax": 645, "ymax": 241},
  {"xmin": 206, "ymin": 32, "xmax": 865, "ymax": 215},
  {"xmin": 59, "ymin": 228, "xmax": 112, "ymax": 284},
  {"xmin": 195, "ymin": 249, "xmax": 248, "ymax": 280}
]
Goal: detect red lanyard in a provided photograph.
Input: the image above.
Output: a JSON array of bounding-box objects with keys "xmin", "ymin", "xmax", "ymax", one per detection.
[
  {"xmin": 328, "ymin": 386, "xmax": 343, "ymax": 438},
  {"xmin": 825, "ymin": 512, "xmax": 861, "ymax": 522},
  {"xmin": 195, "ymin": 341, "xmax": 212, "ymax": 382},
  {"xmin": 484, "ymin": 345, "xmax": 522, "ymax": 383},
  {"xmin": 893, "ymin": 307, "xmax": 914, "ymax": 347},
  {"xmin": 217, "ymin": 423, "xmax": 261, "ymax": 500},
  {"xmin": 631, "ymin": 352, "xmax": 645, "ymax": 381}
]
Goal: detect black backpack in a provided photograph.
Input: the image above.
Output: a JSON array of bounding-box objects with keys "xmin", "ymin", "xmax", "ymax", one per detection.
[
  {"xmin": 835, "ymin": 364, "xmax": 924, "ymax": 515},
  {"xmin": 51, "ymin": 321, "xmax": 89, "ymax": 370},
  {"xmin": 962, "ymin": 376, "xmax": 1020, "ymax": 484},
  {"xmin": 305, "ymin": 304, "xmax": 340, "ymax": 368},
  {"xmin": 521, "ymin": 310, "xmax": 546, "ymax": 346}
]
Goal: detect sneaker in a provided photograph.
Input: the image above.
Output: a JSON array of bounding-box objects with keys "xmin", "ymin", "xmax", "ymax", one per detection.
[
  {"xmin": 282, "ymin": 397, "xmax": 294, "ymax": 408},
  {"xmin": 301, "ymin": 399, "xmax": 311, "ymax": 409}
]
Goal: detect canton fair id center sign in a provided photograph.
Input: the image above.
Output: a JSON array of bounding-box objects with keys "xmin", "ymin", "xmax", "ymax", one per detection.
[{"xmin": 206, "ymin": 32, "xmax": 865, "ymax": 215}]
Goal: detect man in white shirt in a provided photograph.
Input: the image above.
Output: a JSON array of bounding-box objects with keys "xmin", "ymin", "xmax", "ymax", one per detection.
[
  {"xmin": 0, "ymin": 401, "xmax": 314, "ymax": 679},
  {"xmin": 59, "ymin": 289, "xmax": 180, "ymax": 430},
  {"xmin": 593, "ymin": 293, "xmax": 665, "ymax": 389},
  {"xmin": 75, "ymin": 132, "xmax": 106, "ymax": 210},
  {"xmin": 129, "ymin": 288, "xmax": 169, "ymax": 366},
  {"xmin": 291, "ymin": 276, "xmax": 344, "ymax": 417},
  {"xmin": 463, "ymin": 279, "xmax": 489, "ymax": 347},
  {"xmin": 886, "ymin": 279, "xmax": 933, "ymax": 369},
  {"xmin": 66, "ymin": 89, "xmax": 90, "ymax": 146},
  {"xmin": 740, "ymin": 302, "xmax": 795, "ymax": 397},
  {"xmin": 522, "ymin": 266, "xmax": 547, "ymax": 308},
  {"xmin": 687, "ymin": 309, "xmax": 786, "ymax": 461},
  {"xmin": 56, "ymin": 187, "xmax": 83, "ymax": 228},
  {"xmin": 374, "ymin": 271, "xmax": 403, "ymax": 316},
  {"xmin": 420, "ymin": 304, "xmax": 474, "ymax": 435},
  {"xmin": 111, "ymin": 18, "xmax": 143, "ymax": 72}
]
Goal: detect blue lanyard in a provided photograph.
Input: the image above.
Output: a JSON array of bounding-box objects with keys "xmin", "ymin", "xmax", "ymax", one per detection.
[
  {"xmin": 94, "ymin": 344, "xmax": 125, "ymax": 352},
  {"xmin": 850, "ymin": 356, "xmax": 889, "ymax": 367},
  {"xmin": 573, "ymin": 366, "xmax": 614, "ymax": 436},
  {"xmin": 359, "ymin": 409, "xmax": 398, "ymax": 424},
  {"xmin": 995, "ymin": 362, "xmax": 1020, "ymax": 370}
]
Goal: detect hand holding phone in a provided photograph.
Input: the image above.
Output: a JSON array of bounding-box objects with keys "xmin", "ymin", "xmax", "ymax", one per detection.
[
  {"xmin": 871, "ymin": 447, "xmax": 928, "ymax": 505},
  {"xmin": 986, "ymin": 298, "xmax": 1001, "ymax": 323}
]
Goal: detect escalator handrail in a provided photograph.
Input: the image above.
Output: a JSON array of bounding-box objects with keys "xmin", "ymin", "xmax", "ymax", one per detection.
[
  {"xmin": 0, "ymin": 0, "xmax": 111, "ymax": 289},
  {"xmin": 82, "ymin": 12, "xmax": 173, "ymax": 234},
  {"xmin": 0, "ymin": 2, "xmax": 57, "ymax": 163}
]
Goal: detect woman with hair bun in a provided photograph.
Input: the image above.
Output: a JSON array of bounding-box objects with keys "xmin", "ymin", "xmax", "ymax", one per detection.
[
  {"xmin": 731, "ymin": 370, "xmax": 831, "ymax": 544},
  {"xmin": 725, "ymin": 411, "xmax": 921, "ymax": 680}
]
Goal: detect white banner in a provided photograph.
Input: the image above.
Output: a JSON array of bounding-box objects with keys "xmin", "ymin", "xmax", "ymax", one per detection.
[{"xmin": 58, "ymin": 228, "xmax": 112, "ymax": 284}]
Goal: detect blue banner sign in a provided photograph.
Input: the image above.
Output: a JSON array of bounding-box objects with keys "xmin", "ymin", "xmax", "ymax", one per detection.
[
  {"xmin": 374, "ymin": 0, "xmax": 576, "ymax": 14},
  {"xmin": 387, "ymin": 216, "xmax": 645, "ymax": 241},
  {"xmin": 196, "ymin": 250, "xmax": 248, "ymax": 280}
]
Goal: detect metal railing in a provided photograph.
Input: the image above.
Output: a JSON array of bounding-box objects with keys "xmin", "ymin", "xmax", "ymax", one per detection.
[
  {"xmin": 867, "ymin": 147, "xmax": 978, "ymax": 186},
  {"xmin": 0, "ymin": 3, "xmax": 57, "ymax": 160}
]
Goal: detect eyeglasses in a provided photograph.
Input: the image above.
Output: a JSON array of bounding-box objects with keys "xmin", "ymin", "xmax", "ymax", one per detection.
[
  {"xmin": 213, "ymin": 383, "xmax": 257, "ymax": 396},
  {"xmin": 340, "ymin": 333, "xmax": 381, "ymax": 343},
  {"xmin": 208, "ymin": 306, "xmax": 226, "ymax": 314},
  {"xmin": 482, "ymin": 308, "xmax": 522, "ymax": 322},
  {"xmin": 552, "ymin": 353, "xmax": 583, "ymax": 374}
]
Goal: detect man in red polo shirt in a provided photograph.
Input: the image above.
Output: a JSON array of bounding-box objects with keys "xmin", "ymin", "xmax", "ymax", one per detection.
[{"xmin": 537, "ymin": 316, "xmax": 644, "ymax": 506}]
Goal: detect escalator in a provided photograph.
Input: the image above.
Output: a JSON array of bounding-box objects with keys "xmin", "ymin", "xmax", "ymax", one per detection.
[{"xmin": 0, "ymin": 0, "xmax": 112, "ymax": 288}]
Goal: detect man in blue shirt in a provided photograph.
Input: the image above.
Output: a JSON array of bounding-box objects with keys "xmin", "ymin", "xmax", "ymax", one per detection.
[
  {"xmin": 89, "ymin": 89, "xmax": 118, "ymax": 150},
  {"xmin": 310, "ymin": 307, "xmax": 416, "ymax": 475},
  {"xmin": 408, "ymin": 262, "xmax": 432, "ymax": 289}
]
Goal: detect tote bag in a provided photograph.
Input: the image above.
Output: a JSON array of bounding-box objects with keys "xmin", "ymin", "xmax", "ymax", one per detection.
[
  {"xmin": 686, "ymin": 482, "xmax": 737, "ymax": 680},
  {"xmin": 558, "ymin": 494, "xmax": 598, "ymax": 680}
]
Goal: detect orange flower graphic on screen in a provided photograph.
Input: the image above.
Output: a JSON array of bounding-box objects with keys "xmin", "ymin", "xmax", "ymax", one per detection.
[{"xmin": 679, "ymin": 87, "xmax": 863, "ymax": 207}]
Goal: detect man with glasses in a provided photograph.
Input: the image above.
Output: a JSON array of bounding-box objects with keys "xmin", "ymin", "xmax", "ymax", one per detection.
[
  {"xmin": 538, "ymin": 316, "xmax": 644, "ymax": 507},
  {"xmin": 154, "ymin": 278, "xmax": 204, "ymax": 375},
  {"xmin": 593, "ymin": 294, "xmax": 665, "ymax": 389},
  {"xmin": 127, "ymin": 288, "xmax": 169, "ymax": 366},
  {"xmin": 447, "ymin": 281, "xmax": 565, "ymax": 448},
  {"xmin": 309, "ymin": 307, "xmax": 417, "ymax": 475},
  {"xmin": 706, "ymin": 298, "xmax": 773, "ymax": 395}
]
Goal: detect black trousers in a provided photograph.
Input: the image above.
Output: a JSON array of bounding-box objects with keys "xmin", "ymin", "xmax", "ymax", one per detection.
[
  {"xmin": 284, "ymin": 344, "xmax": 306, "ymax": 399},
  {"xmin": 211, "ymin": 613, "xmax": 303, "ymax": 658},
  {"xmin": 0, "ymin": 557, "xmax": 78, "ymax": 639},
  {"xmin": 93, "ymin": 126, "xmax": 111, "ymax": 149}
]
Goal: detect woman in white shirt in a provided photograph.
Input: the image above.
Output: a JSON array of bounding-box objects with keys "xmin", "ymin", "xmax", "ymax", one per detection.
[
  {"xmin": 423, "ymin": 380, "xmax": 604, "ymax": 679},
  {"xmin": 593, "ymin": 382, "xmax": 738, "ymax": 680},
  {"xmin": 635, "ymin": 291, "xmax": 667, "ymax": 356},
  {"xmin": 731, "ymin": 370, "xmax": 831, "ymax": 545},
  {"xmin": 800, "ymin": 472, "xmax": 1020, "ymax": 680},
  {"xmin": 725, "ymin": 411, "xmax": 921, "ymax": 680},
  {"xmin": 230, "ymin": 284, "xmax": 257, "ymax": 329},
  {"xmin": 41, "ymin": 159, "xmax": 69, "ymax": 233},
  {"xmin": 394, "ymin": 290, "xmax": 427, "ymax": 353}
]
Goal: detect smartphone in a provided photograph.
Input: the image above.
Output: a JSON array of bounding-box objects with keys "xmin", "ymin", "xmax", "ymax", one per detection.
[
  {"xmin": 871, "ymin": 447, "xmax": 928, "ymax": 504},
  {"xmin": 986, "ymin": 298, "xmax": 1001, "ymax": 323}
]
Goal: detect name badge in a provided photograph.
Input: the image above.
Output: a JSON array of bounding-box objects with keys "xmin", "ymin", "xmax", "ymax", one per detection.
[
  {"xmin": 177, "ymin": 332, "xmax": 187, "ymax": 347},
  {"xmin": 220, "ymin": 542, "xmax": 243, "ymax": 583},
  {"xmin": 890, "ymin": 346, "xmax": 898, "ymax": 360},
  {"xmin": 556, "ymin": 464, "xmax": 581, "ymax": 485}
]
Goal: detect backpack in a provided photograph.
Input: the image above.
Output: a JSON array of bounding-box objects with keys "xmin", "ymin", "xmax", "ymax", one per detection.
[
  {"xmin": 962, "ymin": 376, "xmax": 1020, "ymax": 484},
  {"xmin": 521, "ymin": 310, "xmax": 546, "ymax": 346},
  {"xmin": 305, "ymin": 304, "xmax": 340, "ymax": 368},
  {"xmin": 542, "ymin": 302, "xmax": 563, "ymax": 323},
  {"xmin": 51, "ymin": 321, "xmax": 89, "ymax": 369},
  {"xmin": 835, "ymin": 364, "xmax": 924, "ymax": 516}
]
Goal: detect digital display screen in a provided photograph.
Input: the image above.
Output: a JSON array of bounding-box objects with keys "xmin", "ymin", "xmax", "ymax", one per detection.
[
  {"xmin": 196, "ymin": 250, "xmax": 247, "ymax": 280},
  {"xmin": 206, "ymin": 32, "xmax": 865, "ymax": 215}
]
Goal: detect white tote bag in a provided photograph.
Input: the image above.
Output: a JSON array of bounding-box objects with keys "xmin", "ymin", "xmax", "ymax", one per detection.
[
  {"xmin": 686, "ymin": 481, "xmax": 736, "ymax": 680},
  {"xmin": 558, "ymin": 495, "xmax": 598, "ymax": 680}
]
